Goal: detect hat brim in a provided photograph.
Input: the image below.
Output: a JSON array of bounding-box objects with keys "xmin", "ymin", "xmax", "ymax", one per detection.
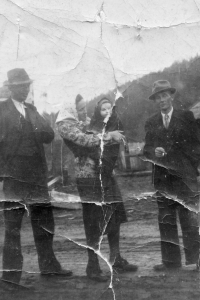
[
  {"xmin": 5, "ymin": 79, "xmax": 33, "ymax": 86},
  {"xmin": 149, "ymin": 87, "xmax": 176, "ymax": 100}
]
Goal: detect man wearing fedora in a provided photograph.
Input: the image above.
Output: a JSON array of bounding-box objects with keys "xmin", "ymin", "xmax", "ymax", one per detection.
[
  {"xmin": 0, "ymin": 68, "xmax": 72, "ymax": 286},
  {"xmin": 144, "ymin": 80, "xmax": 200, "ymax": 271}
]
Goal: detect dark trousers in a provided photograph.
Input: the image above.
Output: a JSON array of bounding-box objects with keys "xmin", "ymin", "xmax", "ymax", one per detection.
[
  {"xmin": 2, "ymin": 202, "xmax": 61, "ymax": 284},
  {"xmin": 157, "ymin": 195, "xmax": 199, "ymax": 266},
  {"xmin": 77, "ymin": 178, "xmax": 125, "ymax": 273},
  {"xmin": 2, "ymin": 178, "xmax": 61, "ymax": 284},
  {"xmin": 81, "ymin": 203, "xmax": 121, "ymax": 273}
]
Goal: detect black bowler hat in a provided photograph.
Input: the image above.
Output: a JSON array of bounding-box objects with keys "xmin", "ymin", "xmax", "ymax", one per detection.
[
  {"xmin": 5, "ymin": 68, "xmax": 33, "ymax": 86},
  {"xmin": 149, "ymin": 80, "xmax": 176, "ymax": 100}
]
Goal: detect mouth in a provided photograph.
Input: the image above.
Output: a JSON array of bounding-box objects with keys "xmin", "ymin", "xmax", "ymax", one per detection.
[{"xmin": 21, "ymin": 92, "xmax": 28, "ymax": 97}]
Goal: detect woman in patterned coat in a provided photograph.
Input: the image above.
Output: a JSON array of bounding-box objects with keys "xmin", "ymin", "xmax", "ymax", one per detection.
[{"xmin": 56, "ymin": 97, "xmax": 138, "ymax": 281}]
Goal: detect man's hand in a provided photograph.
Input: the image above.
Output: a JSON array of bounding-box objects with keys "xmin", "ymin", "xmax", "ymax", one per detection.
[{"xmin": 155, "ymin": 147, "xmax": 167, "ymax": 158}]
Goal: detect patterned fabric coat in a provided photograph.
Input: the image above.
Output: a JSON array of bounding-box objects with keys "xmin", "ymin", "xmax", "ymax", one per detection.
[{"xmin": 57, "ymin": 118, "xmax": 100, "ymax": 178}]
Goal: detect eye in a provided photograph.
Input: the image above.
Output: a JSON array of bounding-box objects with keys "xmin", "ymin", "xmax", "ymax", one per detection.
[{"xmin": 163, "ymin": 93, "xmax": 169, "ymax": 98}]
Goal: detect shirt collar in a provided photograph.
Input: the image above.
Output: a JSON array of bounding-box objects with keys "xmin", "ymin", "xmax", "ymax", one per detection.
[
  {"xmin": 12, "ymin": 98, "xmax": 26, "ymax": 107},
  {"xmin": 161, "ymin": 107, "xmax": 173, "ymax": 119}
]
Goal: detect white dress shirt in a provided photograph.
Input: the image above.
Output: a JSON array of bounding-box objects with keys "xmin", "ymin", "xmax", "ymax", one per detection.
[
  {"xmin": 12, "ymin": 99, "xmax": 26, "ymax": 118},
  {"xmin": 161, "ymin": 107, "xmax": 173, "ymax": 128}
]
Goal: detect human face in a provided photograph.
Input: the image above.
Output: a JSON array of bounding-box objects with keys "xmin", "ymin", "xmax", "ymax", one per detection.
[
  {"xmin": 100, "ymin": 102, "xmax": 112, "ymax": 119},
  {"xmin": 154, "ymin": 91, "xmax": 173, "ymax": 113},
  {"xmin": 9, "ymin": 83, "xmax": 30, "ymax": 102},
  {"xmin": 76, "ymin": 99, "xmax": 87, "ymax": 121}
]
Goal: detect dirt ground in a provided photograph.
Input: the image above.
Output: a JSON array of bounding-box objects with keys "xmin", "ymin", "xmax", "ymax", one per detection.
[{"xmin": 0, "ymin": 174, "xmax": 199, "ymax": 300}]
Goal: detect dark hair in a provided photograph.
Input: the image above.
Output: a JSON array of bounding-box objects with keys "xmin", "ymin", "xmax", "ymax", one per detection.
[
  {"xmin": 75, "ymin": 94, "xmax": 83, "ymax": 107},
  {"xmin": 97, "ymin": 97, "xmax": 112, "ymax": 107},
  {"xmin": 89, "ymin": 98, "xmax": 122, "ymax": 132}
]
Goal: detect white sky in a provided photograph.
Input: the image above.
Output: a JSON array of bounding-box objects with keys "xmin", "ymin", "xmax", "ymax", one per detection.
[{"xmin": 1, "ymin": 0, "xmax": 200, "ymax": 112}]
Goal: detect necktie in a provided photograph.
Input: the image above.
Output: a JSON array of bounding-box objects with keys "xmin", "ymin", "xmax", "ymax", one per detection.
[{"xmin": 164, "ymin": 114, "xmax": 169, "ymax": 129}]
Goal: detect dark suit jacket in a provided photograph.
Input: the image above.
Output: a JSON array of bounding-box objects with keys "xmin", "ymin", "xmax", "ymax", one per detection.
[
  {"xmin": 143, "ymin": 109, "xmax": 200, "ymax": 198},
  {"xmin": 0, "ymin": 98, "xmax": 54, "ymax": 180}
]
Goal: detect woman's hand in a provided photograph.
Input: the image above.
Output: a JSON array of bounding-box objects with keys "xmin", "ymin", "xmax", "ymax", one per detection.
[{"xmin": 107, "ymin": 130, "xmax": 125, "ymax": 143}]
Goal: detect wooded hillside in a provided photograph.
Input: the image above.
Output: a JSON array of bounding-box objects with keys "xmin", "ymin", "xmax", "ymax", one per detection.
[{"xmin": 88, "ymin": 56, "xmax": 200, "ymax": 141}]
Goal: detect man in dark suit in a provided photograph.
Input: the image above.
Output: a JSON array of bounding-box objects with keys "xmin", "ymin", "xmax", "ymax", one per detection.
[
  {"xmin": 0, "ymin": 69, "xmax": 72, "ymax": 286},
  {"xmin": 144, "ymin": 80, "xmax": 199, "ymax": 271}
]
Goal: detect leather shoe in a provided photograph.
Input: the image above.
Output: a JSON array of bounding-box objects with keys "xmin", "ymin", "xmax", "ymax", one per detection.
[
  {"xmin": 87, "ymin": 272, "xmax": 109, "ymax": 282},
  {"xmin": 113, "ymin": 257, "xmax": 138, "ymax": 273},
  {"xmin": 154, "ymin": 263, "xmax": 181, "ymax": 272},
  {"xmin": 184, "ymin": 262, "xmax": 200, "ymax": 272},
  {"xmin": 41, "ymin": 268, "xmax": 73, "ymax": 277}
]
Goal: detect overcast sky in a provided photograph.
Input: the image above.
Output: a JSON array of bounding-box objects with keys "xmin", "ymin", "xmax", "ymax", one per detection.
[{"xmin": 1, "ymin": 0, "xmax": 200, "ymax": 112}]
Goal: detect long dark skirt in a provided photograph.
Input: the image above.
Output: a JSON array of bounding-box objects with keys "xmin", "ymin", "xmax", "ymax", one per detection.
[{"xmin": 76, "ymin": 176, "xmax": 127, "ymax": 248}]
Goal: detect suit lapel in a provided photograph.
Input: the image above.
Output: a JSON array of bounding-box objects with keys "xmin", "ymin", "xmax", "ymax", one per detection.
[
  {"xmin": 167, "ymin": 110, "xmax": 178, "ymax": 136},
  {"xmin": 25, "ymin": 105, "xmax": 42, "ymax": 151},
  {"xmin": 6, "ymin": 98, "xmax": 23, "ymax": 130},
  {"xmin": 155, "ymin": 113, "xmax": 164, "ymax": 129},
  {"xmin": 153, "ymin": 111, "xmax": 177, "ymax": 139},
  {"xmin": 25, "ymin": 104, "xmax": 37, "ymax": 128},
  {"xmin": 153, "ymin": 113, "xmax": 166, "ymax": 138}
]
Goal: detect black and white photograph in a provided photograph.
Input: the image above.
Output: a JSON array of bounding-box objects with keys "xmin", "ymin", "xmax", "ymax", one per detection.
[{"xmin": 0, "ymin": 1, "xmax": 199, "ymax": 299}]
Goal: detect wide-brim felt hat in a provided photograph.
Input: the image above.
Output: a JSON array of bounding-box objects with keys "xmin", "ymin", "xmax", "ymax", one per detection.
[
  {"xmin": 5, "ymin": 68, "xmax": 33, "ymax": 86},
  {"xmin": 149, "ymin": 80, "xmax": 176, "ymax": 100}
]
